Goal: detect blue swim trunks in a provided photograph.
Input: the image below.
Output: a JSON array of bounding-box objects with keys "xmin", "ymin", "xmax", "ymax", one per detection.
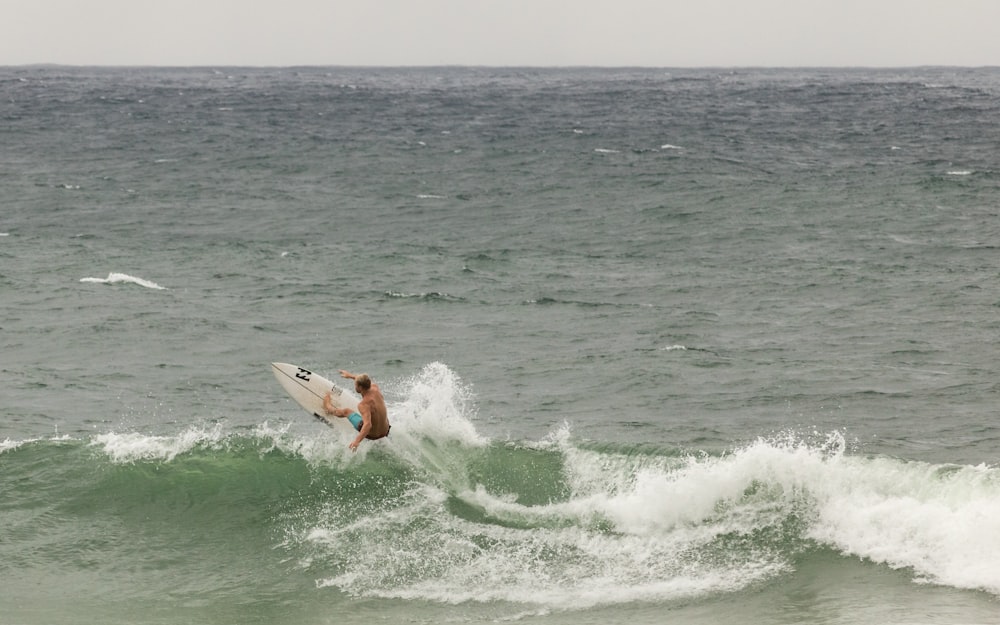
[{"xmin": 347, "ymin": 412, "xmax": 363, "ymax": 431}]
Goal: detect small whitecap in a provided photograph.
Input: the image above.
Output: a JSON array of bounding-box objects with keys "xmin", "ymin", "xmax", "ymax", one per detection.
[{"xmin": 80, "ymin": 272, "xmax": 167, "ymax": 290}]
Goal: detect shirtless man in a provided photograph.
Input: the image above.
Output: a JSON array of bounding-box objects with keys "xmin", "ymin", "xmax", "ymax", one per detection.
[{"xmin": 322, "ymin": 370, "xmax": 390, "ymax": 451}]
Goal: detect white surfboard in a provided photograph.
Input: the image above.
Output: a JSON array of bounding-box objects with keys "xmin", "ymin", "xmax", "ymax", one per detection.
[{"xmin": 270, "ymin": 362, "xmax": 358, "ymax": 429}]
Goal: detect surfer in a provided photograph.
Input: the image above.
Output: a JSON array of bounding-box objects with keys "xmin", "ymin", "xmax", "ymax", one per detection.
[{"xmin": 323, "ymin": 370, "xmax": 390, "ymax": 451}]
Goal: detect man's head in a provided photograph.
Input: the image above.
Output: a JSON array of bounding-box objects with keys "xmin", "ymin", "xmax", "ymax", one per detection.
[{"xmin": 355, "ymin": 374, "xmax": 372, "ymax": 392}]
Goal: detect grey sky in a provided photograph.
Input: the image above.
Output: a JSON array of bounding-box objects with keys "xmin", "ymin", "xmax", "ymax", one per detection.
[{"xmin": 6, "ymin": 0, "xmax": 1000, "ymax": 67}]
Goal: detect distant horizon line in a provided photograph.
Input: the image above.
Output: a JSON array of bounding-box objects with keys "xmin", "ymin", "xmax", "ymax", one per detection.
[{"xmin": 4, "ymin": 62, "xmax": 999, "ymax": 71}]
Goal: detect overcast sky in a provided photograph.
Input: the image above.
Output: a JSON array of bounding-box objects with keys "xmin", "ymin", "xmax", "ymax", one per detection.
[{"xmin": 6, "ymin": 0, "xmax": 1000, "ymax": 67}]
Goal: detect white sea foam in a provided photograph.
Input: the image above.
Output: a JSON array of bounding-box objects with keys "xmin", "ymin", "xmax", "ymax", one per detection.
[
  {"xmin": 384, "ymin": 290, "xmax": 461, "ymax": 301},
  {"xmin": 660, "ymin": 144, "xmax": 684, "ymax": 150},
  {"xmin": 1, "ymin": 437, "xmax": 34, "ymax": 454},
  {"xmin": 594, "ymin": 148, "xmax": 619, "ymax": 154},
  {"xmin": 92, "ymin": 425, "xmax": 225, "ymax": 463},
  {"xmin": 2, "ymin": 435, "xmax": 74, "ymax": 453},
  {"xmin": 80, "ymin": 272, "xmax": 167, "ymax": 290},
  {"xmin": 807, "ymin": 456, "xmax": 1000, "ymax": 595},
  {"xmin": 311, "ymin": 426, "xmax": 1000, "ymax": 606},
  {"xmin": 558, "ymin": 430, "xmax": 1000, "ymax": 597},
  {"xmin": 314, "ymin": 429, "xmax": 795, "ymax": 608},
  {"xmin": 946, "ymin": 170, "xmax": 973, "ymax": 176},
  {"xmin": 255, "ymin": 420, "xmax": 362, "ymax": 466}
]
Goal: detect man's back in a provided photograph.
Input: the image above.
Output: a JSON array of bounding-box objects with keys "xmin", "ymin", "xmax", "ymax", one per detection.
[{"xmin": 362, "ymin": 384, "xmax": 390, "ymax": 439}]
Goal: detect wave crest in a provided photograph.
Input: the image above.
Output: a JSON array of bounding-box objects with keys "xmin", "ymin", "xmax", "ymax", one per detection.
[{"xmin": 7, "ymin": 395, "xmax": 1000, "ymax": 606}]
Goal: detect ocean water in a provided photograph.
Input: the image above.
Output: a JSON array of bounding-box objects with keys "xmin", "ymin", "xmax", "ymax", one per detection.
[{"xmin": 2, "ymin": 65, "xmax": 1000, "ymax": 624}]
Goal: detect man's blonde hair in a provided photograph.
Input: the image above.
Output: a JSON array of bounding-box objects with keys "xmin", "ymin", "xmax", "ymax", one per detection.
[{"xmin": 355, "ymin": 374, "xmax": 372, "ymax": 391}]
